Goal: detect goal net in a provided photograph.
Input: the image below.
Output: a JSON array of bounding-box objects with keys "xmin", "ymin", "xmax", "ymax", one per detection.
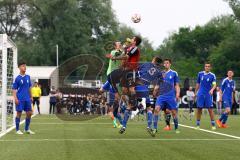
[{"xmin": 0, "ymin": 34, "xmax": 17, "ymax": 134}]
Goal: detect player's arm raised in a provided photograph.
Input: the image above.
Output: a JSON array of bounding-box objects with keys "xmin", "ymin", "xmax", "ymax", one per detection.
[{"xmin": 111, "ymin": 53, "xmax": 128, "ymax": 61}]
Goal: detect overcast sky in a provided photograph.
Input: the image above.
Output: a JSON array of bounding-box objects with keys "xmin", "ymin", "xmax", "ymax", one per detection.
[{"xmin": 112, "ymin": 0, "xmax": 233, "ymax": 48}]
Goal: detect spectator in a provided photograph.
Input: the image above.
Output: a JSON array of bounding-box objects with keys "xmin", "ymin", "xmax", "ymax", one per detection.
[
  {"xmin": 216, "ymin": 87, "xmax": 222, "ymax": 115},
  {"xmin": 49, "ymin": 86, "xmax": 57, "ymax": 114},
  {"xmin": 31, "ymin": 82, "xmax": 42, "ymax": 114},
  {"xmin": 235, "ymin": 90, "xmax": 240, "ymax": 114},
  {"xmin": 186, "ymin": 86, "xmax": 195, "ymax": 115}
]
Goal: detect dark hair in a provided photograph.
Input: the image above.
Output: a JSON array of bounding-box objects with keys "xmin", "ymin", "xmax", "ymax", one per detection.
[
  {"xmin": 154, "ymin": 56, "xmax": 163, "ymax": 65},
  {"xmin": 18, "ymin": 61, "xmax": 26, "ymax": 67},
  {"xmin": 114, "ymin": 41, "xmax": 121, "ymax": 47},
  {"xmin": 164, "ymin": 58, "xmax": 172, "ymax": 64},
  {"xmin": 204, "ymin": 61, "xmax": 211, "ymax": 65},
  {"xmin": 134, "ymin": 36, "xmax": 142, "ymax": 46}
]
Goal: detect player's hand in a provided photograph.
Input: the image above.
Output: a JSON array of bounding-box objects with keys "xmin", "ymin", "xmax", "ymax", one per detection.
[
  {"xmin": 176, "ymin": 94, "xmax": 180, "ymax": 102},
  {"xmin": 14, "ymin": 98, "xmax": 19, "ymax": 105},
  {"xmin": 105, "ymin": 54, "xmax": 112, "ymax": 59},
  {"xmin": 209, "ymin": 90, "xmax": 214, "ymax": 95},
  {"xmin": 31, "ymin": 97, "xmax": 33, "ymax": 102}
]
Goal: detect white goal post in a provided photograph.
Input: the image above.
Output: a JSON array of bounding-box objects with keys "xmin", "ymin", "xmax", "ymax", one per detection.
[{"xmin": 0, "ymin": 34, "xmax": 18, "ymax": 133}]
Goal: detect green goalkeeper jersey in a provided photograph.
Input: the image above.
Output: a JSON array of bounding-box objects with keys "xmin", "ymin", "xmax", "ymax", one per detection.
[{"xmin": 106, "ymin": 49, "xmax": 122, "ymax": 75}]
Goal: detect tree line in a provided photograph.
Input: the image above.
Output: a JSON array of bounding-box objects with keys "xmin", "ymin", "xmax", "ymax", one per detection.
[{"xmin": 0, "ymin": 0, "xmax": 239, "ymax": 77}]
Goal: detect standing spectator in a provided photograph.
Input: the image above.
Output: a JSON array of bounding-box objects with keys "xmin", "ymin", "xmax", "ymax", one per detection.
[
  {"xmin": 235, "ymin": 90, "xmax": 240, "ymax": 114},
  {"xmin": 100, "ymin": 98, "xmax": 105, "ymax": 116},
  {"xmin": 216, "ymin": 87, "xmax": 222, "ymax": 115},
  {"xmin": 49, "ymin": 86, "xmax": 57, "ymax": 114},
  {"xmin": 186, "ymin": 86, "xmax": 195, "ymax": 116},
  {"xmin": 31, "ymin": 82, "xmax": 42, "ymax": 114},
  {"xmin": 56, "ymin": 89, "xmax": 62, "ymax": 103}
]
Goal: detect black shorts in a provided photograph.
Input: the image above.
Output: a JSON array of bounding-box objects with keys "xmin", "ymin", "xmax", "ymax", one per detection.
[
  {"xmin": 107, "ymin": 68, "xmax": 135, "ymax": 90},
  {"xmin": 146, "ymin": 98, "xmax": 156, "ymax": 109},
  {"xmin": 33, "ymin": 97, "xmax": 40, "ymax": 106}
]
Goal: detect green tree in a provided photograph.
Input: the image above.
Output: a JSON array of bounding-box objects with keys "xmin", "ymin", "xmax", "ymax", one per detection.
[{"xmin": 0, "ymin": 0, "xmax": 28, "ymax": 38}]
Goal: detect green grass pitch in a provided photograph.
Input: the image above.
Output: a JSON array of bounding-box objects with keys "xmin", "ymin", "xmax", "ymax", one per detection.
[{"xmin": 0, "ymin": 111, "xmax": 240, "ymax": 160}]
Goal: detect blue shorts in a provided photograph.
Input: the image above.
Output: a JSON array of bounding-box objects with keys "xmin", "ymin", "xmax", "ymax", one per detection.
[
  {"xmin": 135, "ymin": 85, "xmax": 149, "ymax": 99},
  {"xmin": 155, "ymin": 96, "xmax": 177, "ymax": 110},
  {"xmin": 135, "ymin": 85, "xmax": 151, "ymax": 106},
  {"xmin": 222, "ymin": 99, "xmax": 232, "ymax": 109},
  {"xmin": 16, "ymin": 100, "xmax": 32, "ymax": 112},
  {"xmin": 197, "ymin": 94, "xmax": 213, "ymax": 108}
]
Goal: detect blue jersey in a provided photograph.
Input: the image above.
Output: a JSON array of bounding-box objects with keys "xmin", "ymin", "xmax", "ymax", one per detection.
[
  {"xmin": 161, "ymin": 69, "xmax": 179, "ymax": 97},
  {"xmin": 138, "ymin": 62, "xmax": 163, "ymax": 85},
  {"xmin": 163, "ymin": 69, "xmax": 179, "ymax": 87},
  {"xmin": 221, "ymin": 78, "xmax": 235, "ymax": 100},
  {"xmin": 12, "ymin": 74, "xmax": 32, "ymax": 101},
  {"xmin": 197, "ymin": 71, "xmax": 216, "ymax": 95}
]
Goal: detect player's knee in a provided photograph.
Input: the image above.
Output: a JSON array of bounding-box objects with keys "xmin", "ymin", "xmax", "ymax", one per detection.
[
  {"xmin": 99, "ymin": 88, "xmax": 104, "ymax": 94},
  {"xmin": 147, "ymin": 107, "xmax": 152, "ymax": 112},
  {"xmin": 226, "ymin": 108, "xmax": 231, "ymax": 114},
  {"xmin": 129, "ymin": 87, "xmax": 135, "ymax": 94},
  {"xmin": 155, "ymin": 106, "xmax": 160, "ymax": 113},
  {"xmin": 171, "ymin": 110, "xmax": 177, "ymax": 117}
]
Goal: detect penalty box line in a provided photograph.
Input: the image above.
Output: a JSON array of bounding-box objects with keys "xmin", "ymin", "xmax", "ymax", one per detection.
[{"xmin": 178, "ymin": 123, "xmax": 240, "ymax": 140}]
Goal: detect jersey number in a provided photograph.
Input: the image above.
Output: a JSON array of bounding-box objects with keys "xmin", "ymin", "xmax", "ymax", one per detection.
[{"xmin": 148, "ymin": 67, "xmax": 156, "ymax": 76}]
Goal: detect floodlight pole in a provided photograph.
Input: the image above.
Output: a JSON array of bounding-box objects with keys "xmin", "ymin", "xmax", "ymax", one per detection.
[{"xmin": 56, "ymin": 44, "xmax": 59, "ymax": 67}]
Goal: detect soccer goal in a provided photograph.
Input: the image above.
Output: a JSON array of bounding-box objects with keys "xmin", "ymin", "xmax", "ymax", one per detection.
[{"xmin": 0, "ymin": 34, "xmax": 18, "ymax": 134}]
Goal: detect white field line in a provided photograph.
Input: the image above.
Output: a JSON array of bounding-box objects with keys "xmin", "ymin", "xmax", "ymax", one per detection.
[
  {"xmin": 32, "ymin": 122, "xmax": 240, "ymax": 140},
  {"xmin": 31, "ymin": 121, "xmax": 240, "ymax": 140},
  {"xmin": 0, "ymin": 115, "xmax": 36, "ymax": 138},
  {"xmin": 0, "ymin": 138, "xmax": 239, "ymax": 142},
  {"xmin": 178, "ymin": 123, "xmax": 240, "ymax": 140}
]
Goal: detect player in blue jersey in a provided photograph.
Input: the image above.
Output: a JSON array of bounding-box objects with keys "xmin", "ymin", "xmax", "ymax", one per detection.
[
  {"xmin": 119, "ymin": 56, "xmax": 163, "ymax": 134},
  {"xmin": 99, "ymin": 80, "xmax": 123, "ymax": 128},
  {"xmin": 152, "ymin": 59, "xmax": 180, "ymax": 136},
  {"xmin": 216, "ymin": 70, "xmax": 235, "ymax": 128},
  {"xmin": 195, "ymin": 62, "xmax": 217, "ymax": 130},
  {"xmin": 12, "ymin": 62, "xmax": 35, "ymax": 134},
  {"xmin": 162, "ymin": 59, "xmax": 180, "ymax": 131}
]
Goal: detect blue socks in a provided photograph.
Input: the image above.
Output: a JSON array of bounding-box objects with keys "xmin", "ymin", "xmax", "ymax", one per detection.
[
  {"xmin": 25, "ymin": 118, "xmax": 31, "ymax": 131},
  {"xmin": 15, "ymin": 117, "xmax": 20, "ymax": 131},
  {"xmin": 153, "ymin": 115, "xmax": 159, "ymax": 129},
  {"xmin": 173, "ymin": 117, "xmax": 178, "ymax": 130},
  {"xmin": 196, "ymin": 120, "xmax": 200, "ymax": 126},
  {"xmin": 122, "ymin": 109, "xmax": 131, "ymax": 128},
  {"xmin": 147, "ymin": 111, "xmax": 153, "ymax": 128},
  {"xmin": 219, "ymin": 112, "xmax": 228, "ymax": 124},
  {"xmin": 211, "ymin": 120, "xmax": 216, "ymax": 126}
]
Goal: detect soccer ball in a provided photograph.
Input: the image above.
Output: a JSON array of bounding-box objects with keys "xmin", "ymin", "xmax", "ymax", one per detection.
[{"xmin": 131, "ymin": 14, "xmax": 141, "ymax": 23}]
